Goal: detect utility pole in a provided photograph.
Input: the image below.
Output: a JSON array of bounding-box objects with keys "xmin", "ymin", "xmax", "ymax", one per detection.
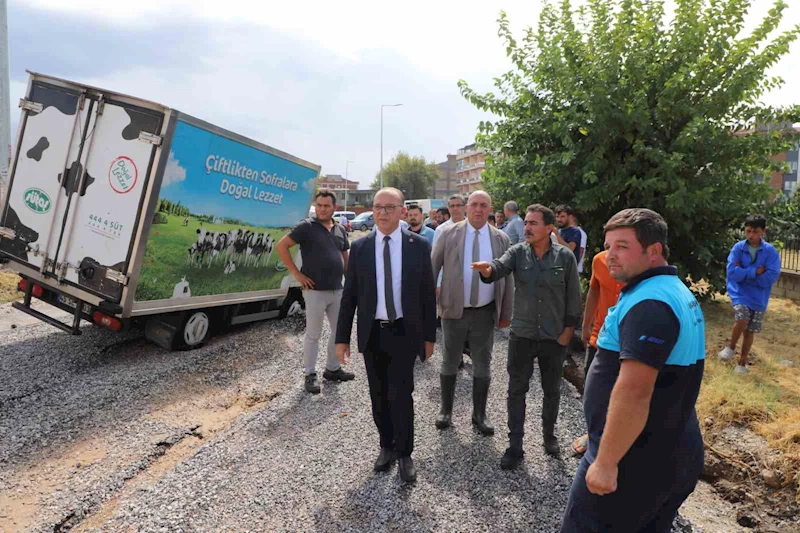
[
  {"xmin": 345, "ymin": 160, "xmax": 354, "ymax": 212},
  {"xmin": 0, "ymin": 0, "xmax": 10, "ymax": 186}
]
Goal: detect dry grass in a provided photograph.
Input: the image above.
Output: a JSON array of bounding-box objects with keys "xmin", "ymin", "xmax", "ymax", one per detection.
[
  {"xmin": 700, "ymin": 295, "xmax": 800, "ymax": 496},
  {"xmin": 0, "ymin": 268, "xmax": 21, "ymax": 304}
]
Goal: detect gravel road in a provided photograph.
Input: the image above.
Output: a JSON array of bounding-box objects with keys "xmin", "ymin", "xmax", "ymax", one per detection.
[{"xmin": 0, "ymin": 303, "xmax": 706, "ymax": 532}]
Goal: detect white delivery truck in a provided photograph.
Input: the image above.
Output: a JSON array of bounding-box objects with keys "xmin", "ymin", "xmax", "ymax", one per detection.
[
  {"xmin": 0, "ymin": 72, "xmax": 317, "ymax": 349},
  {"xmin": 404, "ymin": 198, "xmax": 443, "ymax": 213}
]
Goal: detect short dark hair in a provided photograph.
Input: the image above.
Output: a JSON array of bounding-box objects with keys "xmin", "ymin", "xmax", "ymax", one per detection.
[
  {"xmin": 604, "ymin": 208, "xmax": 670, "ymax": 259},
  {"xmin": 438, "ymin": 206, "xmax": 450, "ymax": 217},
  {"xmin": 555, "ymin": 204, "xmax": 573, "ymax": 216},
  {"xmin": 315, "ymin": 190, "xmax": 336, "ymax": 203},
  {"xmin": 744, "ymin": 215, "xmax": 767, "ymax": 230},
  {"xmin": 488, "ymin": 214, "xmax": 496, "ymax": 223},
  {"xmin": 406, "ymin": 203, "xmax": 423, "ymax": 214},
  {"xmin": 525, "ymin": 204, "xmax": 556, "ymax": 225},
  {"xmin": 448, "ymin": 194, "xmax": 466, "ymax": 206}
]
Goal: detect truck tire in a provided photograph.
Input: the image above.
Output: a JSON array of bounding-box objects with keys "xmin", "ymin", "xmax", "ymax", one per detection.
[
  {"xmin": 279, "ymin": 288, "xmax": 305, "ymax": 319},
  {"xmin": 178, "ymin": 310, "xmax": 211, "ymax": 349}
]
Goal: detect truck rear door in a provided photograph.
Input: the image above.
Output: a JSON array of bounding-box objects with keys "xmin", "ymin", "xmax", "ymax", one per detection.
[
  {"xmin": 54, "ymin": 97, "xmax": 164, "ymax": 303},
  {"xmin": 1, "ymin": 81, "xmax": 87, "ymax": 273},
  {"xmin": 1, "ymin": 79, "xmax": 165, "ymax": 303}
]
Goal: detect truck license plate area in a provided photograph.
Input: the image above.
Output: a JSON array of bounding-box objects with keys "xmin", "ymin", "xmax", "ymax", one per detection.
[{"xmin": 57, "ymin": 294, "xmax": 92, "ymax": 315}]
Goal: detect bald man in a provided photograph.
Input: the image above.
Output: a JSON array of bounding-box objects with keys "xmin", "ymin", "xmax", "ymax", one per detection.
[{"xmin": 432, "ymin": 191, "xmax": 513, "ymax": 435}]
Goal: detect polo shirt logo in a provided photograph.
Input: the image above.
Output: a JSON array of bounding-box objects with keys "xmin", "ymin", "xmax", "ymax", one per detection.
[{"xmin": 639, "ymin": 335, "xmax": 666, "ymax": 345}]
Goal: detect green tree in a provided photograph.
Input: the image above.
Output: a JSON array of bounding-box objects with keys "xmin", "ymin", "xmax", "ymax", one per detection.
[
  {"xmin": 459, "ymin": 0, "xmax": 800, "ymax": 293},
  {"xmin": 370, "ymin": 152, "xmax": 440, "ymax": 200}
]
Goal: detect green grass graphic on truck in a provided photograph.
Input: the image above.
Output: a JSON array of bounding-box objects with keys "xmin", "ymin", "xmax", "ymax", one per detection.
[{"xmin": 135, "ymin": 213, "xmax": 289, "ymax": 301}]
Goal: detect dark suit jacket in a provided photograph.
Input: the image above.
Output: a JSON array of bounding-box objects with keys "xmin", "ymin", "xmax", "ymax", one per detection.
[{"xmin": 336, "ymin": 228, "xmax": 437, "ymax": 360}]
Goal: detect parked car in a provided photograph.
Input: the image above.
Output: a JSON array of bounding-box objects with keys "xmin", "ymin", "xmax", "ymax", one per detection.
[
  {"xmin": 333, "ymin": 211, "xmax": 356, "ymax": 232},
  {"xmin": 351, "ymin": 211, "xmax": 375, "ymax": 231}
]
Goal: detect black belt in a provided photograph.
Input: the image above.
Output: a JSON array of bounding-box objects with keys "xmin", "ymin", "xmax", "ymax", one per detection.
[
  {"xmin": 375, "ymin": 318, "xmax": 403, "ymax": 328},
  {"xmin": 464, "ymin": 301, "xmax": 496, "ymax": 311}
]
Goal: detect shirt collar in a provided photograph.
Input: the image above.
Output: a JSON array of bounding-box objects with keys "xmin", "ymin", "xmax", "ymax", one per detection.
[
  {"xmin": 376, "ymin": 225, "xmax": 403, "ymax": 242},
  {"xmin": 508, "ymin": 214, "xmax": 520, "ymax": 221},
  {"xmin": 467, "ymin": 221, "xmax": 488, "ymax": 235},
  {"xmin": 620, "ymin": 265, "xmax": 678, "ymax": 293}
]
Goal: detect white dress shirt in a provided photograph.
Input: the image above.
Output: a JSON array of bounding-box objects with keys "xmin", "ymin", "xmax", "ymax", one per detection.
[
  {"xmin": 375, "ymin": 225, "xmax": 404, "ymax": 320},
  {"xmin": 578, "ymin": 226, "xmax": 587, "ymax": 274},
  {"xmin": 463, "ymin": 222, "xmax": 495, "ymax": 308},
  {"xmin": 433, "ymin": 218, "xmax": 455, "ymax": 287}
]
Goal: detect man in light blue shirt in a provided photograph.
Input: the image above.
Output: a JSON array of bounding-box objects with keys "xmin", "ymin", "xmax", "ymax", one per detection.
[
  {"xmin": 502, "ymin": 201, "xmax": 525, "ymax": 245},
  {"xmin": 406, "ymin": 203, "xmax": 435, "ymax": 248}
]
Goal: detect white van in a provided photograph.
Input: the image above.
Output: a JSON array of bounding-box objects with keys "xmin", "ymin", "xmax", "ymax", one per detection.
[{"xmin": 333, "ymin": 211, "xmax": 357, "ymax": 222}]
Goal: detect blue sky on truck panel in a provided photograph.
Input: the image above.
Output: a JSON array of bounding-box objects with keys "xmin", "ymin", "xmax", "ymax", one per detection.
[{"xmin": 163, "ymin": 121, "xmax": 317, "ymax": 228}]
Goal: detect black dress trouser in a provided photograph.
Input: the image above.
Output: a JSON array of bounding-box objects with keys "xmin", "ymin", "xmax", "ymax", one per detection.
[
  {"xmin": 507, "ymin": 332, "xmax": 567, "ymax": 448},
  {"xmin": 363, "ymin": 320, "xmax": 416, "ymax": 457}
]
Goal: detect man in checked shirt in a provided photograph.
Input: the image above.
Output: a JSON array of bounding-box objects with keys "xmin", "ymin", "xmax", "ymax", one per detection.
[{"xmin": 472, "ymin": 203, "xmax": 581, "ymax": 468}]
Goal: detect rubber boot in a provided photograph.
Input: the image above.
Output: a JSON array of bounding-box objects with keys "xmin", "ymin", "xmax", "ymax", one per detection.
[
  {"xmin": 471, "ymin": 377, "xmax": 494, "ymax": 436},
  {"xmin": 435, "ymin": 374, "xmax": 457, "ymax": 429}
]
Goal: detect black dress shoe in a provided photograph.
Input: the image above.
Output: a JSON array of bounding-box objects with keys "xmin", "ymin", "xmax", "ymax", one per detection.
[
  {"xmin": 500, "ymin": 447, "xmax": 524, "ymax": 470},
  {"xmin": 323, "ymin": 367, "xmax": 355, "ymax": 381},
  {"xmin": 398, "ymin": 456, "xmax": 416, "ymax": 483},
  {"xmin": 374, "ymin": 448, "xmax": 395, "ymax": 472},
  {"xmin": 304, "ymin": 373, "xmax": 321, "ymax": 394}
]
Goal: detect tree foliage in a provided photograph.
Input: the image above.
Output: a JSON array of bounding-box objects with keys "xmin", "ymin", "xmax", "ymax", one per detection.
[
  {"xmin": 459, "ymin": 0, "xmax": 800, "ymax": 293},
  {"xmin": 370, "ymin": 152, "xmax": 440, "ymax": 200}
]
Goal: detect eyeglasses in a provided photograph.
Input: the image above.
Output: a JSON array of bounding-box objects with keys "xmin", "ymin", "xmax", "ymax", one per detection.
[
  {"xmin": 448, "ymin": 203, "xmax": 464, "ymax": 209},
  {"xmin": 373, "ymin": 205, "xmax": 400, "ymax": 214}
]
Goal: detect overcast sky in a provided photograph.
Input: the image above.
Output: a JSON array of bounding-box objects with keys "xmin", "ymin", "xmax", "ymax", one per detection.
[{"xmin": 8, "ymin": 0, "xmax": 799, "ymax": 188}]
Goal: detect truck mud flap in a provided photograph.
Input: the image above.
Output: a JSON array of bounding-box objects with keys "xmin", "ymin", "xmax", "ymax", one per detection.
[{"xmin": 12, "ymin": 281, "xmax": 82, "ymax": 335}]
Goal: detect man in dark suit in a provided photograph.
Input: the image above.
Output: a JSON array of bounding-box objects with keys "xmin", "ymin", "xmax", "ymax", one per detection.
[{"xmin": 336, "ymin": 187, "xmax": 437, "ymax": 483}]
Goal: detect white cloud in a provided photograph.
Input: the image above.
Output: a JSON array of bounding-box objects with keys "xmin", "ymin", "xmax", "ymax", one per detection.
[
  {"xmin": 301, "ymin": 177, "xmax": 317, "ymax": 195},
  {"xmin": 13, "ymin": 0, "xmax": 800, "ymax": 188},
  {"xmin": 162, "ymin": 151, "xmax": 187, "ymax": 188}
]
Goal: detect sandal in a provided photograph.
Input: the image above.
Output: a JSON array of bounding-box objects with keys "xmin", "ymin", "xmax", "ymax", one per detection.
[{"xmin": 572, "ymin": 434, "xmax": 589, "ymax": 456}]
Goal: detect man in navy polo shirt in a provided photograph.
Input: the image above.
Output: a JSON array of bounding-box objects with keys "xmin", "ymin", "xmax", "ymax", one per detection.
[
  {"xmin": 555, "ymin": 204, "xmax": 583, "ymax": 266},
  {"xmin": 276, "ymin": 190, "xmax": 355, "ymax": 394},
  {"xmin": 560, "ymin": 208, "xmax": 705, "ymax": 533}
]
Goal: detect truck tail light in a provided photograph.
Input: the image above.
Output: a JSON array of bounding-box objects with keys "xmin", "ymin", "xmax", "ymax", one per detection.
[
  {"xmin": 18, "ymin": 279, "xmax": 44, "ymax": 298},
  {"xmin": 93, "ymin": 312, "xmax": 122, "ymax": 332}
]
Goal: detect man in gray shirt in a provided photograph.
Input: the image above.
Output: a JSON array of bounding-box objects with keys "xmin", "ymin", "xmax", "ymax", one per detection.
[
  {"xmin": 502, "ymin": 201, "xmax": 525, "ymax": 245},
  {"xmin": 473, "ymin": 204, "xmax": 581, "ymax": 468}
]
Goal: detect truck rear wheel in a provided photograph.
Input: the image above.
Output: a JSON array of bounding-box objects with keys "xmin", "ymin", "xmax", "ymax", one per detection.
[
  {"xmin": 180, "ymin": 311, "xmax": 210, "ymax": 349},
  {"xmin": 279, "ymin": 288, "xmax": 305, "ymax": 319}
]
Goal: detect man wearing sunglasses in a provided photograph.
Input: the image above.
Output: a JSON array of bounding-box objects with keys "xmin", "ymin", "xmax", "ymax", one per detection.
[{"xmin": 335, "ymin": 188, "xmax": 437, "ymax": 483}]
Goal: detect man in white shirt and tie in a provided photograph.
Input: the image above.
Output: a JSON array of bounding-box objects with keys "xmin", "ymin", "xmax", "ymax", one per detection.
[
  {"xmin": 336, "ymin": 188, "xmax": 437, "ymax": 483},
  {"xmin": 431, "ymin": 191, "xmax": 514, "ymax": 435}
]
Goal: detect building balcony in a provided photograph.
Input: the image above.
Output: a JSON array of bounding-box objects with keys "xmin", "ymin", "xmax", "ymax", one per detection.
[{"xmin": 456, "ymin": 161, "xmax": 485, "ymax": 172}]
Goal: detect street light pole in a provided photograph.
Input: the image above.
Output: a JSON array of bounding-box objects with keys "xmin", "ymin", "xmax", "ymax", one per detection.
[
  {"xmin": 345, "ymin": 160, "xmax": 354, "ymax": 211},
  {"xmin": 379, "ymin": 103, "xmax": 402, "ymax": 189}
]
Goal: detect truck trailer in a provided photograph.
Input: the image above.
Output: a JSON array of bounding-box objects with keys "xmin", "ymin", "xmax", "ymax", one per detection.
[{"xmin": 0, "ymin": 72, "xmax": 316, "ymax": 349}]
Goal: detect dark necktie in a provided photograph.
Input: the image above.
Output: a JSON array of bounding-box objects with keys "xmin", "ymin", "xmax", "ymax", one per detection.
[
  {"xmin": 470, "ymin": 229, "xmax": 480, "ymax": 307},
  {"xmin": 383, "ymin": 235, "xmax": 397, "ymax": 321}
]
